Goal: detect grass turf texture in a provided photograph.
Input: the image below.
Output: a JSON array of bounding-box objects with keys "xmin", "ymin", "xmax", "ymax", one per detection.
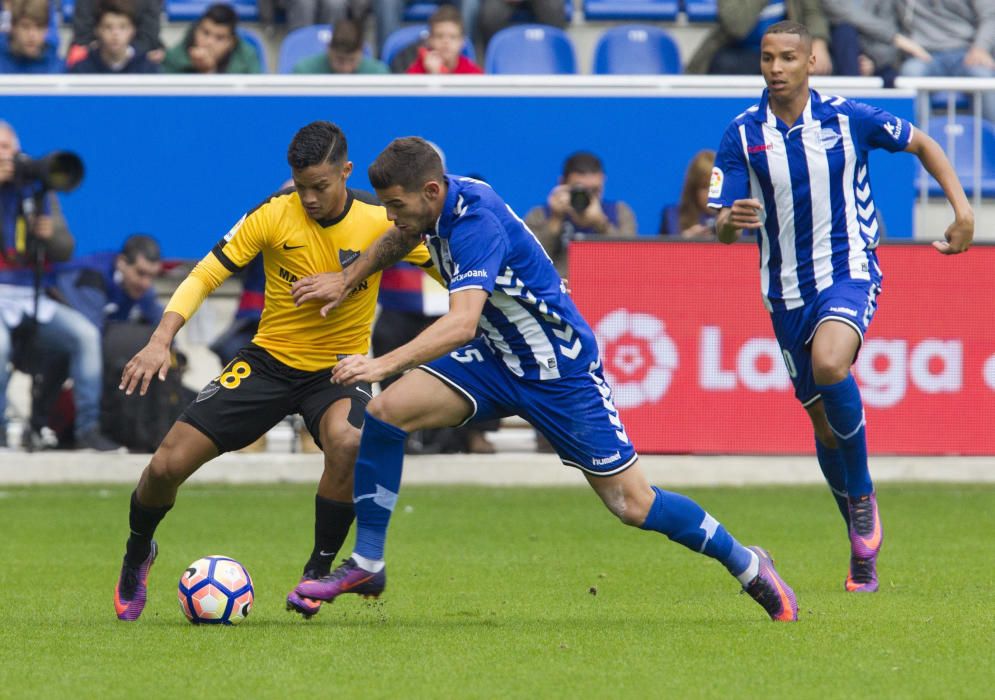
[{"xmin": 0, "ymin": 483, "xmax": 992, "ymax": 699}]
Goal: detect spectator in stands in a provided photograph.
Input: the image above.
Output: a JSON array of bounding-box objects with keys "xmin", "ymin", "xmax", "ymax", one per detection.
[
  {"xmin": 68, "ymin": 0, "xmax": 164, "ymax": 68},
  {"xmin": 292, "ymin": 17, "xmax": 389, "ymax": 74},
  {"xmin": 22, "ymin": 235, "xmax": 165, "ymax": 449},
  {"xmin": 0, "ymin": 0, "xmax": 63, "ymax": 73},
  {"xmin": 897, "ymin": 0, "xmax": 995, "ymax": 123},
  {"xmin": 284, "ymin": 0, "xmax": 362, "ymax": 33},
  {"xmin": 69, "ymin": 0, "xmax": 161, "ymax": 74},
  {"xmin": 0, "ymin": 121, "xmax": 120, "ymax": 451},
  {"xmin": 478, "ymin": 0, "xmax": 566, "ymax": 54},
  {"xmin": 405, "ymin": 4, "xmax": 483, "ymax": 74},
  {"xmin": 687, "ymin": 0, "xmax": 832, "ymax": 76},
  {"xmin": 371, "ymin": 0, "xmax": 479, "ymax": 57},
  {"xmin": 823, "ymin": 0, "xmax": 928, "ymax": 87},
  {"xmin": 162, "ymin": 2, "xmax": 262, "ymax": 74},
  {"xmin": 525, "ymin": 151, "xmax": 637, "ymax": 276},
  {"xmin": 659, "ymin": 149, "xmax": 718, "ymax": 240}
]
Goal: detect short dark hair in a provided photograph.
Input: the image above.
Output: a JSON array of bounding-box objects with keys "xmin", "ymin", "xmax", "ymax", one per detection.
[
  {"xmin": 764, "ymin": 20, "xmax": 812, "ymax": 49},
  {"xmin": 428, "ymin": 4, "xmax": 464, "ymax": 34},
  {"xmin": 287, "ymin": 121, "xmax": 349, "ymax": 170},
  {"xmin": 120, "ymin": 234, "xmax": 161, "ymax": 264},
  {"xmin": 330, "ymin": 19, "xmax": 363, "ymax": 54},
  {"xmin": 95, "ymin": 0, "xmax": 135, "ymax": 25},
  {"xmin": 368, "ymin": 137, "xmax": 445, "ymax": 192},
  {"xmin": 562, "ymin": 151, "xmax": 604, "ymax": 179},
  {"xmin": 202, "ymin": 2, "xmax": 238, "ymax": 31}
]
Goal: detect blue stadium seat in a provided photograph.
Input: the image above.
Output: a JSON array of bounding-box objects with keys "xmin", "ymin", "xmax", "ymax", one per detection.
[
  {"xmin": 916, "ymin": 116, "xmax": 995, "ymax": 197},
  {"xmin": 278, "ymin": 24, "xmax": 333, "ymax": 73},
  {"xmin": 380, "ymin": 24, "xmax": 476, "ymax": 67},
  {"xmin": 484, "ymin": 24, "xmax": 576, "ymax": 74},
  {"xmin": 166, "ymin": 0, "xmax": 259, "ymax": 22},
  {"xmin": 402, "ymin": 0, "xmax": 572, "ymax": 22},
  {"xmin": 930, "ymin": 91, "xmax": 972, "ymax": 112},
  {"xmin": 592, "ymin": 25, "xmax": 680, "ymax": 75},
  {"xmin": 683, "ymin": 0, "xmax": 717, "ymax": 22},
  {"xmin": 582, "ymin": 0, "xmax": 678, "ymax": 22},
  {"xmin": 403, "ymin": 1, "xmax": 439, "ymax": 22},
  {"xmin": 237, "ymin": 27, "xmax": 267, "ymax": 69}
]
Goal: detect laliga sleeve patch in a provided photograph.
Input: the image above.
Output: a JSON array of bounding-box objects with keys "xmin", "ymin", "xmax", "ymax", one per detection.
[
  {"xmin": 708, "ymin": 167, "xmax": 724, "ymax": 199},
  {"xmin": 224, "ymin": 213, "xmax": 247, "ymax": 242}
]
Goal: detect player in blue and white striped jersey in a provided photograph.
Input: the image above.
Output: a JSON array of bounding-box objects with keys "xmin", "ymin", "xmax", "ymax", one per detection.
[
  {"xmin": 710, "ymin": 21, "xmax": 974, "ymax": 594},
  {"xmin": 290, "ymin": 136, "xmax": 799, "ymax": 622}
]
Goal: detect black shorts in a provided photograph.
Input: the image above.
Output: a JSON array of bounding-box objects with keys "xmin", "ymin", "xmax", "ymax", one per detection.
[{"xmin": 178, "ymin": 344, "xmax": 371, "ymax": 453}]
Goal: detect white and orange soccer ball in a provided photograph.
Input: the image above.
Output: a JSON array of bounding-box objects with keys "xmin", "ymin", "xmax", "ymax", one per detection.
[{"xmin": 177, "ymin": 555, "xmax": 254, "ymax": 625}]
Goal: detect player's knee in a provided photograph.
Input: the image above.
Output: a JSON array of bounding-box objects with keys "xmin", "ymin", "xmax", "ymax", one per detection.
[
  {"xmin": 322, "ymin": 421, "xmax": 360, "ymax": 458},
  {"xmin": 146, "ymin": 447, "xmax": 189, "ymax": 490},
  {"xmin": 811, "ymin": 356, "xmax": 850, "ymax": 385},
  {"xmin": 366, "ymin": 394, "xmax": 405, "ymax": 429},
  {"xmin": 600, "ymin": 486, "xmax": 652, "ymax": 527}
]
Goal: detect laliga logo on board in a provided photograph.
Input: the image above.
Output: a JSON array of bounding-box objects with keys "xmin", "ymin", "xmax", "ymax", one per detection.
[{"xmin": 595, "ymin": 309, "xmax": 678, "ymax": 409}]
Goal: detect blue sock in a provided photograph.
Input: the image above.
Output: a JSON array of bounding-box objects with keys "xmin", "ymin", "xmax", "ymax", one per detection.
[
  {"xmin": 640, "ymin": 486, "xmax": 753, "ymax": 578},
  {"xmin": 352, "ymin": 412, "xmax": 408, "ymax": 562},
  {"xmin": 817, "ymin": 375, "xmax": 873, "ymax": 498},
  {"xmin": 815, "ymin": 439, "xmax": 850, "ymax": 527}
]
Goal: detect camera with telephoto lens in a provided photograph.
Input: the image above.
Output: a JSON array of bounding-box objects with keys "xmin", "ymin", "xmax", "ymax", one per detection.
[
  {"xmin": 13, "ymin": 151, "xmax": 85, "ymax": 192},
  {"xmin": 569, "ymin": 186, "xmax": 592, "ymax": 213}
]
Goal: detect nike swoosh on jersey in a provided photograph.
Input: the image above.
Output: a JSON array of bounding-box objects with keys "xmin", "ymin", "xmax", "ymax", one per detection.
[{"xmin": 283, "ymin": 243, "xmax": 306, "ymax": 250}]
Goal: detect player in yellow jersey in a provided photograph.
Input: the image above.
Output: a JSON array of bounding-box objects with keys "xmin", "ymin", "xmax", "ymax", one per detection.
[{"xmin": 112, "ymin": 121, "xmax": 438, "ymax": 622}]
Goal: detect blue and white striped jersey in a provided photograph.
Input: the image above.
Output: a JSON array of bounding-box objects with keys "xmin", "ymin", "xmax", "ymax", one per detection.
[
  {"xmin": 424, "ymin": 175, "xmax": 599, "ymax": 381},
  {"xmin": 709, "ymin": 88, "xmax": 913, "ymax": 312}
]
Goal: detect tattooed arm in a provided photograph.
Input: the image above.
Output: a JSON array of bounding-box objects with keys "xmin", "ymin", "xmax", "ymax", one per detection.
[{"xmin": 291, "ymin": 226, "xmax": 423, "ymax": 316}]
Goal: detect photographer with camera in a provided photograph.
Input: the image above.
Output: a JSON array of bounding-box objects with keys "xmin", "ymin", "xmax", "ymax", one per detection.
[
  {"xmin": 525, "ymin": 151, "xmax": 637, "ymax": 276},
  {"xmin": 0, "ymin": 120, "xmax": 121, "ymax": 451}
]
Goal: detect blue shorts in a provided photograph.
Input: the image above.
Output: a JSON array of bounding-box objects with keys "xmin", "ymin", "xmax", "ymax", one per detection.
[
  {"xmin": 420, "ymin": 338, "xmax": 638, "ymax": 476},
  {"xmin": 770, "ymin": 280, "xmax": 881, "ymax": 407}
]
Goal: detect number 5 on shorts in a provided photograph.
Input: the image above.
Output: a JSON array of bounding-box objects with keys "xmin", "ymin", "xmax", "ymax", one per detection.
[{"xmin": 218, "ymin": 360, "xmax": 252, "ymax": 389}]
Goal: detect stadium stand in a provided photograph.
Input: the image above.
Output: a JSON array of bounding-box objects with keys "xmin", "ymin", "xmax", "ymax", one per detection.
[
  {"xmin": 277, "ymin": 23, "xmax": 332, "ymax": 73},
  {"xmin": 917, "ymin": 115, "xmax": 995, "ymax": 197},
  {"xmin": 592, "ymin": 25, "xmax": 681, "ymax": 75},
  {"xmin": 484, "ymin": 24, "xmax": 576, "ymax": 74},
  {"xmin": 582, "ymin": 0, "xmax": 678, "ymax": 22},
  {"xmin": 166, "ymin": 0, "xmax": 259, "ymax": 22},
  {"xmin": 683, "ymin": 0, "xmax": 716, "ymax": 23},
  {"xmin": 238, "ymin": 26, "xmax": 268, "ymax": 68}
]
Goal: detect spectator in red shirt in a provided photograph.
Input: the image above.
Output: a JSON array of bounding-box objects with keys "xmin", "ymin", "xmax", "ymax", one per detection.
[{"xmin": 406, "ymin": 5, "xmax": 483, "ymax": 74}]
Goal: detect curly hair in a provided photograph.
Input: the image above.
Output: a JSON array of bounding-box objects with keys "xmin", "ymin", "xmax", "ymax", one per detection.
[{"xmin": 287, "ymin": 121, "xmax": 349, "ymax": 170}]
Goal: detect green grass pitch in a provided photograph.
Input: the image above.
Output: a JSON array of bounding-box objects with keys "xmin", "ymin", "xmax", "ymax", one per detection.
[{"xmin": 0, "ymin": 482, "xmax": 992, "ymax": 698}]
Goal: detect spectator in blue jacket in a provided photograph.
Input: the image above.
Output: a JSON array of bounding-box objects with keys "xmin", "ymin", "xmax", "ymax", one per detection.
[{"xmin": 0, "ymin": 0, "xmax": 63, "ymax": 73}]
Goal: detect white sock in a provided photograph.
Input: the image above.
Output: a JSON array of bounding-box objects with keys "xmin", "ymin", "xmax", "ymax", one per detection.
[
  {"xmin": 736, "ymin": 550, "xmax": 760, "ymax": 586},
  {"xmin": 351, "ymin": 552, "xmax": 385, "ymax": 573}
]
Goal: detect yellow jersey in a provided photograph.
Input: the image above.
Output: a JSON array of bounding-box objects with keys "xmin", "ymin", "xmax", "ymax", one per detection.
[{"xmin": 165, "ymin": 188, "xmax": 438, "ymax": 371}]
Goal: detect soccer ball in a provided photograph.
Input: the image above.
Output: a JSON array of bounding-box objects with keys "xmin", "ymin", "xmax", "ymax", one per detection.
[{"xmin": 177, "ymin": 555, "xmax": 254, "ymax": 625}]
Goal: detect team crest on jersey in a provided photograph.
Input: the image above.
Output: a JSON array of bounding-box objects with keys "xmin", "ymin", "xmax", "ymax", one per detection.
[
  {"xmin": 820, "ymin": 128, "xmax": 841, "ymax": 149},
  {"xmin": 224, "ymin": 214, "xmax": 247, "ymax": 242},
  {"xmin": 339, "ymin": 249, "xmax": 360, "ymax": 267},
  {"xmin": 708, "ymin": 167, "xmax": 724, "ymax": 199}
]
